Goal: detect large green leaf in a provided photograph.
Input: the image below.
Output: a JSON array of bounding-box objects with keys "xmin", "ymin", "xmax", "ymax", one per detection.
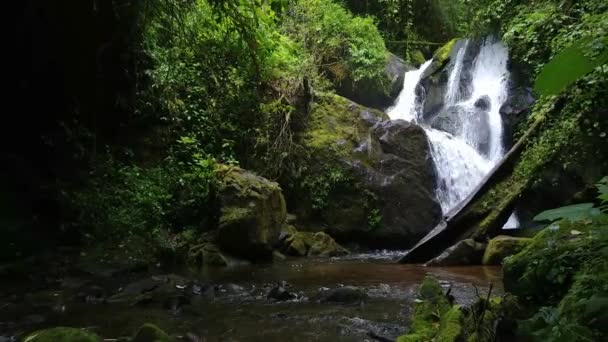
[
  {"xmin": 535, "ymin": 38, "xmax": 608, "ymax": 97},
  {"xmin": 533, "ymin": 203, "xmax": 601, "ymax": 222}
]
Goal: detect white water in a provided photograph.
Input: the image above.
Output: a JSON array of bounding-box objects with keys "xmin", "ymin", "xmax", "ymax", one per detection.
[
  {"xmin": 388, "ymin": 37, "xmax": 519, "ymax": 227},
  {"xmin": 445, "ymin": 40, "xmax": 469, "ymax": 106},
  {"xmin": 387, "ymin": 60, "xmax": 433, "ymax": 122}
]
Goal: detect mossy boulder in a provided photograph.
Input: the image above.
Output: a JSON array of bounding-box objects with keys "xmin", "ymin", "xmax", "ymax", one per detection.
[
  {"xmin": 188, "ymin": 242, "xmax": 228, "ymax": 267},
  {"xmin": 23, "ymin": 327, "xmax": 102, "ymax": 342},
  {"xmin": 332, "ymin": 53, "xmax": 409, "ymax": 110},
  {"xmin": 503, "ymin": 218, "xmax": 607, "ymax": 307},
  {"xmin": 482, "ymin": 235, "xmax": 531, "ymax": 265},
  {"xmin": 216, "ymin": 165, "xmax": 287, "ymax": 261},
  {"xmin": 296, "ymin": 93, "xmax": 441, "ymax": 248},
  {"xmin": 279, "ymin": 225, "xmax": 349, "ymax": 257},
  {"xmin": 132, "ymin": 323, "xmax": 171, "ymax": 342}
]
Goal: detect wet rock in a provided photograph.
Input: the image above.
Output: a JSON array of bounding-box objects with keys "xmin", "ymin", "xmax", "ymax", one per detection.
[
  {"xmin": 431, "ymin": 106, "xmax": 464, "ymax": 136},
  {"xmin": 425, "ymin": 239, "xmax": 487, "ymax": 266},
  {"xmin": 482, "ymin": 235, "xmax": 531, "ymax": 265},
  {"xmin": 296, "ymin": 93, "xmax": 441, "ymax": 248},
  {"xmin": 23, "ymin": 327, "xmax": 102, "ymax": 342},
  {"xmin": 318, "ymin": 286, "xmax": 368, "ymax": 303},
  {"xmin": 162, "ymin": 294, "xmax": 191, "ymax": 315},
  {"xmin": 267, "ymin": 285, "xmax": 295, "ymax": 302},
  {"xmin": 75, "ymin": 285, "xmax": 106, "ymax": 304},
  {"xmin": 132, "ymin": 323, "xmax": 170, "ymax": 342},
  {"xmin": 113, "ymin": 277, "xmax": 161, "ymax": 299},
  {"xmin": 216, "ymin": 165, "xmax": 287, "ymax": 261},
  {"xmin": 500, "ymin": 87, "xmax": 535, "ymax": 126},
  {"xmin": 191, "ymin": 283, "xmax": 215, "ymax": 299},
  {"xmin": 474, "ymin": 95, "xmax": 491, "ymax": 110}
]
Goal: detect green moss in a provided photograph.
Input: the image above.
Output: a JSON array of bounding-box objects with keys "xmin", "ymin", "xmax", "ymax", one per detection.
[
  {"xmin": 437, "ymin": 305, "xmax": 463, "ymax": 342},
  {"xmin": 132, "ymin": 323, "xmax": 171, "ymax": 342},
  {"xmin": 482, "ymin": 235, "xmax": 531, "ymax": 265},
  {"xmin": 409, "ymin": 49, "xmax": 427, "ymax": 66},
  {"xmin": 24, "ymin": 327, "xmax": 102, "ymax": 342},
  {"xmin": 397, "ymin": 276, "xmax": 454, "ymax": 341},
  {"xmin": 429, "ymin": 38, "xmax": 459, "ymax": 72}
]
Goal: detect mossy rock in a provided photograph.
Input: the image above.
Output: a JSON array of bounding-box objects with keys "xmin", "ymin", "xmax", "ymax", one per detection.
[
  {"xmin": 23, "ymin": 327, "xmax": 102, "ymax": 342},
  {"xmin": 188, "ymin": 242, "xmax": 227, "ymax": 267},
  {"xmin": 296, "ymin": 93, "xmax": 441, "ymax": 249},
  {"xmin": 132, "ymin": 323, "xmax": 171, "ymax": 342},
  {"xmin": 502, "ymin": 220, "xmax": 602, "ymax": 305},
  {"xmin": 332, "ymin": 53, "xmax": 408, "ymax": 110},
  {"xmin": 482, "ymin": 235, "xmax": 531, "ymax": 265},
  {"xmin": 397, "ymin": 276, "xmax": 460, "ymax": 342},
  {"xmin": 216, "ymin": 165, "xmax": 287, "ymax": 260},
  {"xmin": 425, "ymin": 239, "xmax": 487, "ymax": 266},
  {"xmin": 280, "ymin": 226, "xmax": 349, "ymax": 257},
  {"xmin": 409, "ymin": 49, "xmax": 427, "ymax": 67}
]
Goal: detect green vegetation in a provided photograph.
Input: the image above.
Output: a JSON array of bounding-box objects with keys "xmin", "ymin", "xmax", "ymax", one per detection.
[{"xmin": 24, "ymin": 327, "xmax": 102, "ymax": 342}]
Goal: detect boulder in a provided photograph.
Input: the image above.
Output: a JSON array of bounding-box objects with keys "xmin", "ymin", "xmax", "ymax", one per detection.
[
  {"xmin": 132, "ymin": 323, "xmax": 171, "ymax": 342},
  {"xmin": 279, "ymin": 226, "xmax": 349, "ymax": 258},
  {"xmin": 474, "ymin": 95, "xmax": 491, "ymax": 111},
  {"xmin": 188, "ymin": 242, "xmax": 227, "ymax": 267},
  {"xmin": 216, "ymin": 166, "xmax": 287, "ymax": 260},
  {"xmin": 482, "ymin": 235, "xmax": 531, "ymax": 265},
  {"xmin": 23, "ymin": 327, "xmax": 102, "ymax": 342},
  {"xmin": 425, "ymin": 239, "xmax": 486, "ymax": 266},
  {"xmin": 430, "ymin": 106, "xmax": 465, "ymax": 136},
  {"xmin": 333, "ymin": 53, "xmax": 409, "ymax": 110},
  {"xmin": 318, "ymin": 286, "xmax": 368, "ymax": 303},
  {"xmin": 296, "ymin": 93, "xmax": 441, "ymax": 249}
]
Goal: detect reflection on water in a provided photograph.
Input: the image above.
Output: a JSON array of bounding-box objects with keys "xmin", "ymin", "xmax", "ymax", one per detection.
[{"xmin": 0, "ymin": 257, "xmax": 502, "ymax": 341}]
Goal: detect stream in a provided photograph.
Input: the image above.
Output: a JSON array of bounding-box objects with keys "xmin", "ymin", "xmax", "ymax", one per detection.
[{"xmin": 0, "ymin": 253, "xmax": 501, "ymax": 341}]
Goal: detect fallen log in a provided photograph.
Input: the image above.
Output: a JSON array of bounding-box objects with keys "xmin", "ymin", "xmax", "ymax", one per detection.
[{"xmin": 400, "ymin": 115, "xmax": 545, "ymax": 264}]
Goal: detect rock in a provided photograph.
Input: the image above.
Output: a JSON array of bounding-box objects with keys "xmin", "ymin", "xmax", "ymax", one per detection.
[
  {"xmin": 308, "ymin": 232, "xmax": 349, "ymax": 257},
  {"xmin": 267, "ymin": 285, "xmax": 295, "ymax": 301},
  {"xmin": 188, "ymin": 242, "xmax": 227, "ymax": 267},
  {"xmin": 482, "ymin": 235, "xmax": 531, "ymax": 265},
  {"xmin": 296, "ymin": 93, "xmax": 441, "ymax": 249},
  {"xmin": 272, "ymin": 250, "xmax": 287, "ymax": 262},
  {"xmin": 396, "ymin": 276, "xmax": 460, "ymax": 342},
  {"xmin": 474, "ymin": 95, "xmax": 491, "ymax": 111},
  {"xmin": 132, "ymin": 323, "xmax": 171, "ymax": 342},
  {"xmin": 425, "ymin": 239, "xmax": 487, "ymax": 266},
  {"xmin": 216, "ymin": 165, "xmax": 287, "ymax": 260},
  {"xmin": 431, "ymin": 106, "xmax": 464, "ymax": 136},
  {"xmin": 318, "ymin": 286, "xmax": 368, "ymax": 303},
  {"xmin": 23, "ymin": 327, "xmax": 101, "ymax": 342},
  {"xmin": 332, "ymin": 53, "xmax": 409, "ymax": 110},
  {"xmin": 279, "ymin": 227, "xmax": 348, "ymax": 257},
  {"xmin": 500, "ymin": 87, "xmax": 535, "ymax": 127}
]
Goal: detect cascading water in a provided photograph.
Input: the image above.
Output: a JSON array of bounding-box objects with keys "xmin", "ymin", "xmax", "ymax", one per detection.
[
  {"xmin": 388, "ymin": 37, "xmax": 519, "ymax": 228},
  {"xmin": 388, "ymin": 60, "xmax": 433, "ymax": 122}
]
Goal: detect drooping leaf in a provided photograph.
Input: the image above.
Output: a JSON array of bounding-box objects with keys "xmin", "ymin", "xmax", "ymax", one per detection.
[
  {"xmin": 533, "ymin": 203, "xmax": 601, "ymax": 222},
  {"xmin": 534, "ymin": 38, "xmax": 608, "ymax": 96}
]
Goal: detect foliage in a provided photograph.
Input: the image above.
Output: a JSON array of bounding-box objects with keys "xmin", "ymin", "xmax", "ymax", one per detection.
[
  {"xmin": 302, "ymin": 168, "xmax": 349, "ymax": 210},
  {"xmin": 535, "ymin": 38, "xmax": 608, "ymax": 96},
  {"xmin": 533, "ymin": 203, "xmax": 600, "ymax": 222},
  {"xmin": 70, "ymin": 141, "xmax": 217, "ymax": 254},
  {"xmin": 281, "ymin": 0, "xmax": 389, "ymax": 88}
]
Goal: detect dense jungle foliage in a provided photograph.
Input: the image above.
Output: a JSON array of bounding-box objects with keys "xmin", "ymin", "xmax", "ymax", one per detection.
[{"xmin": 6, "ymin": 0, "xmax": 608, "ymax": 340}]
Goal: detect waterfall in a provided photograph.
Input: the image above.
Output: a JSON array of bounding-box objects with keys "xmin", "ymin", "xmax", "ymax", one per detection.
[
  {"xmin": 387, "ymin": 60, "xmax": 433, "ymax": 122},
  {"xmin": 387, "ymin": 37, "xmax": 519, "ymax": 227}
]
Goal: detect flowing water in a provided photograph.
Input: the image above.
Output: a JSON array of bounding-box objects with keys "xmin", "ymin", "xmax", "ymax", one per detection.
[
  {"xmin": 388, "ymin": 37, "xmax": 519, "ymax": 227},
  {"xmin": 0, "ymin": 255, "xmax": 501, "ymax": 341}
]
